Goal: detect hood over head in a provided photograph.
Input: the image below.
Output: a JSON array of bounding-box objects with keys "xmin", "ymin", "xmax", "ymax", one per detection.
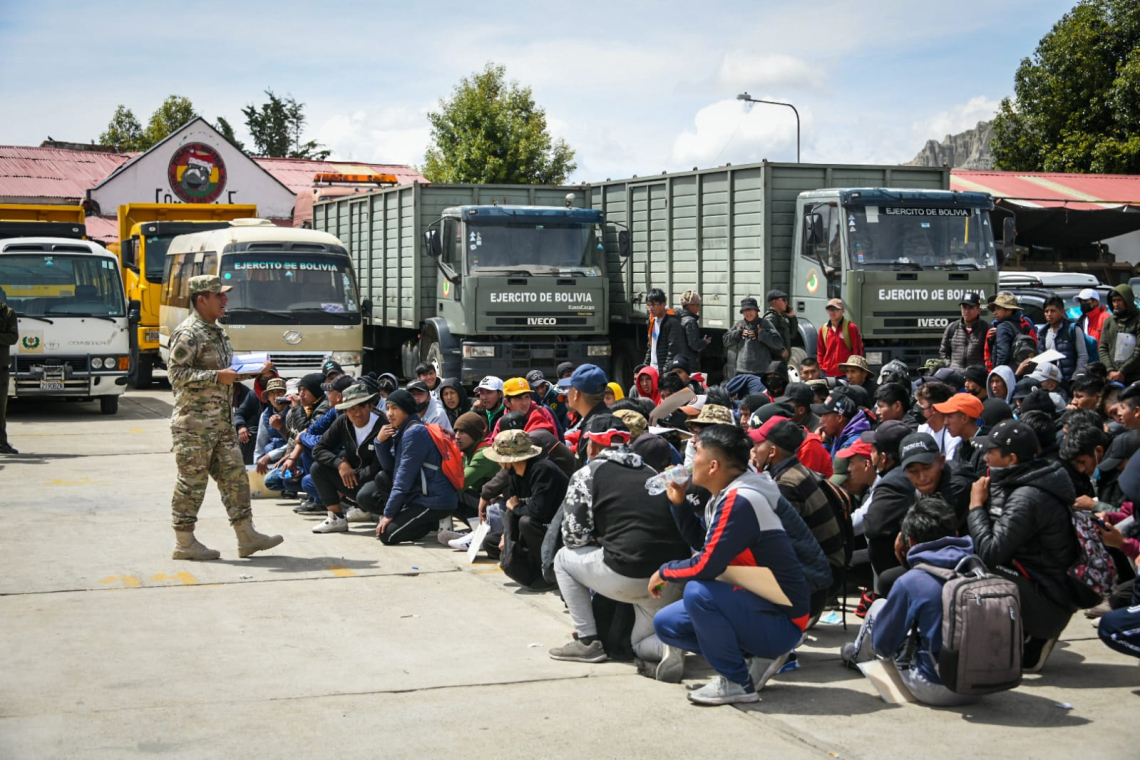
[{"xmin": 987, "ymin": 365, "xmax": 1016, "ymax": 403}]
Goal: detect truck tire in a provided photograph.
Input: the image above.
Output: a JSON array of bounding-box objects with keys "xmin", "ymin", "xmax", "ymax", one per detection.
[
  {"xmin": 421, "ymin": 338, "xmax": 444, "ymax": 378},
  {"xmin": 788, "ymin": 347, "xmax": 807, "ymax": 379},
  {"xmin": 131, "ymin": 353, "xmax": 153, "ymax": 389},
  {"xmin": 99, "ymin": 395, "xmax": 119, "ymax": 415}
]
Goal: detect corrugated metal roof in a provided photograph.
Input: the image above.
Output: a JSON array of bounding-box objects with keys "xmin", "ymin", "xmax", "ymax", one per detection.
[
  {"xmin": 952, "ymin": 170, "xmax": 1140, "ymax": 211},
  {"xmin": 254, "ymin": 157, "xmax": 425, "ymax": 194},
  {"xmin": 0, "ymin": 146, "xmax": 132, "ymax": 201},
  {"xmin": 84, "ymin": 215, "xmax": 119, "ymax": 244}
]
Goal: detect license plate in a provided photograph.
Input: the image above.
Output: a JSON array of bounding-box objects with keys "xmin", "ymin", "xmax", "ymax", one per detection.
[{"xmin": 40, "ymin": 381, "xmax": 65, "ymax": 391}]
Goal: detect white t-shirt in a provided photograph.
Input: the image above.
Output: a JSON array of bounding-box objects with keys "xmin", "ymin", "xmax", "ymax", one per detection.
[{"xmin": 354, "ymin": 412, "xmax": 381, "ymax": 447}]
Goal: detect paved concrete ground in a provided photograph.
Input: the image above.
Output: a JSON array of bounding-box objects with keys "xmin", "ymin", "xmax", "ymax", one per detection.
[{"xmin": 1, "ymin": 388, "xmax": 1137, "ymax": 759}]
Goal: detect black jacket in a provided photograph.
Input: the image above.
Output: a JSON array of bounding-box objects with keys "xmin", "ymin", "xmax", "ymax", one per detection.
[
  {"xmin": 967, "ymin": 457, "xmax": 1078, "ymax": 609},
  {"xmin": 679, "ymin": 310, "xmax": 707, "ymax": 367},
  {"xmin": 313, "ymin": 411, "xmax": 386, "ymax": 482},
  {"xmin": 0, "ymin": 300, "xmax": 16, "ymax": 368},
  {"xmin": 863, "ymin": 465, "xmax": 916, "ymax": 575},
  {"xmin": 233, "ymin": 383, "xmax": 261, "ymax": 433},
  {"xmin": 505, "ymin": 458, "xmax": 570, "ymax": 525},
  {"xmin": 645, "ymin": 310, "xmax": 686, "ymax": 370},
  {"xmin": 438, "ymin": 377, "xmax": 470, "ymax": 426}
]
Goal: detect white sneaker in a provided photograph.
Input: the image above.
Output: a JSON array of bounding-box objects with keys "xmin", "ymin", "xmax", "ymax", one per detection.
[
  {"xmin": 747, "ymin": 652, "xmax": 790, "ymax": 691},
  {"xmin": 687, "ymin": 675, "xmax": 759, "ymax": 706},
  {"xmin": 312, "ymin": 514, "xmax": 349, "ymax": 534},
  {"xmin": 448, "ymin": 533, "xmax": 475, "ymax": 550},
  {"xmin": 345, "ymin": 506, "xmax": 376, "ymax": 523}
]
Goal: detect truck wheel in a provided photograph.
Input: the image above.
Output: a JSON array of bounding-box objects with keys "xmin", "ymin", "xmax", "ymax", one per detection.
[
  {"xmin": 99, "ymin": 395, "xmax": 119, "ymax": 415},
  {"xmin": 422, "ymin": 338, "xmax": 444, "ymax": 377},
  {"xmin": 787, "ymin": 347, "xmax": 807, "ymax": 381},
  {"xmin": 131, "ymin": 354, "xmax": 153, "ymax": 389}
]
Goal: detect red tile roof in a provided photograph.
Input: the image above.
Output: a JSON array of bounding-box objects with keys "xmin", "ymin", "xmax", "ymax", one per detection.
[{"xmin": 952, "ymin": 170, "xmax": 1140, "ymax": 211}]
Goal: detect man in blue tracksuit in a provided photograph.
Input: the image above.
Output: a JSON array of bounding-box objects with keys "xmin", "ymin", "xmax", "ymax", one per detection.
[
  {"xmin": 375, "ymin": 389, "xmax": 458, "ymax": 545},
  {"xmin": 842, "ymin": 496, "xmax": 976, "ymax": 706},
  {"xmin": 650, "ymin": 424, "xmax": 810, "ymax": 706}
]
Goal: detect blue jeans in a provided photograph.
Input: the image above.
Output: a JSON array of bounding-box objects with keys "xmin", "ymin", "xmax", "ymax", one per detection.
[
  {"xmin": 654, "ymin": 579, "xmax": 802, "ymax": 686},
  {"xmin": 1099, "ymin": 603, "xmax": 1140, "ymax": 659},
  {"xmin": 300, "ymin": 473, "xmax": 321, "ymax": 505}
]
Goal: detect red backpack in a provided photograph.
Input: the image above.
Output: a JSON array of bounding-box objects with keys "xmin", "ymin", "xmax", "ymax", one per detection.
[{"xmin": 416, "ymin": 421, "xmax": 466, "ymax": 492}]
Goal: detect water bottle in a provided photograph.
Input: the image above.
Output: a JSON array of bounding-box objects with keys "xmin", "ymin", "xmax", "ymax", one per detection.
[{"xmin": 646, "ymin": 463, "xmax": 693, "ymax": 495}]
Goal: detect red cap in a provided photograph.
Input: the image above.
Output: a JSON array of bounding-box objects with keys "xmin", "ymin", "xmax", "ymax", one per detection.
[{"xmin": 837, "ymin": 439, "xmax": 874, "ymax": 459}]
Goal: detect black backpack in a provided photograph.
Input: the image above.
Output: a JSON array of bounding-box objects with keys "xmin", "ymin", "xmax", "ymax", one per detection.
[{"xmin": 815, "ymin": 475, "xmax": 855, "ymax": 567}]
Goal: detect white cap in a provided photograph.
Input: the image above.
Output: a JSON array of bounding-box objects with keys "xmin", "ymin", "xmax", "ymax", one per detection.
[
  {"xmin": 1030, "ymin": 362, "xmax": 1063, "ymax": 383},
  {"xmin": 474, "ymin": 375, "xmax": 504, "ymax": 393},
  {"xmin": 1075, "ymin": 288, "xmax": 1100, "ymax": 302}
]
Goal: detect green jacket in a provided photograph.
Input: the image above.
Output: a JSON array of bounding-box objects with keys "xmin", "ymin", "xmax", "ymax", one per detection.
[
  {"xmin": 1098, "ymin": 284, "xmax": 1140, "ymax": 382},
  {"xmin": 463, "ymin": 443, "xmax": 499, "ymax": 496},
  {"xmin": 0, "ymin": 301, "xmax": 17, "ymax": 368}
]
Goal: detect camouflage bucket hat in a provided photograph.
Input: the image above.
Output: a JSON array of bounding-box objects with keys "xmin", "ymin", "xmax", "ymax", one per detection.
[
  {"xmin": 334, "ymin": 383, "xmax": 380, "ymax": 411},
  {"xmin": 613, "ymin": 409, "xmax": 649, "ymax": 441},
  {"xmin": 688, "ymin": 403, "xmax": 734, "ymax": 430},
  {"xmin": 265, "ymin": 378, "xmax": 288, "ymax": 394},
  {"xmin": 188, "ymin": 274, "xmax": 232, "ymax": 295},
  {"xmin": 484, "ymin": 429, "xmax": 543, "ymax": 464}
]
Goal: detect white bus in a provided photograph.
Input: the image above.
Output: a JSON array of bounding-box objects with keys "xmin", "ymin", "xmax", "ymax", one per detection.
[
  {"xmin": 159, "ymin": 220, "xmax": 363, "ymax": 377},
  {"xmin": 2, "ymin": 237, "xmax": 134, "ymax": 414}
]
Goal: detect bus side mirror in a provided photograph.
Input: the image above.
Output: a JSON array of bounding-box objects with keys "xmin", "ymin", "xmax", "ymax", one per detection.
[
  {"xmin": 128, "ymin": 299, "xmax": 141, "ymax": 324},
  {"xmin": 424, "ymin": 229, "xmax": 441, "ymax": 258},
  {"xmin": 618, "ymin": 230, "xmax": 631, "ymax": 258},
  {"xmin": 361, "ymin": 298, "xmax": 373, "ymax": 317}
]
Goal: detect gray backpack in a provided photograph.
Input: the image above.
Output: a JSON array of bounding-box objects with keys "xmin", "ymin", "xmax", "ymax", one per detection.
[{"xmin": 914, "ymin": 555, "xmax": 1023, "ymax": 696}]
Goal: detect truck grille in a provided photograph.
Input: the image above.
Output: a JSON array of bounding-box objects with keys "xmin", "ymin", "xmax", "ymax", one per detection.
[
  {"xmin": 492, "ymin": 317, "xmax": 589, "ymax": 328},
  {"xmin": 16, "ymin": 356, "xmax": 89, "ymax": 373}
]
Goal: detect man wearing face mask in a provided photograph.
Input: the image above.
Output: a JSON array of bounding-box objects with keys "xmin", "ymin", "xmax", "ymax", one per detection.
[
  {"xmin": 407, "ymin": 380, "xmax": 454, "ymax": 433},
  {"xmin": 1074, "ymin": 288, "xmax": 1108, "ymax": 345}
]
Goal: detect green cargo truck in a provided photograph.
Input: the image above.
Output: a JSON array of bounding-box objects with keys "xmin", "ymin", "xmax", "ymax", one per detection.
[
  {"xmin": 313, "ymin": 184, "xmax": 616, "ymax": 383},
  {"xmin": 592, "ymin": 161, "xmax": 1000, "ymax": 383}
]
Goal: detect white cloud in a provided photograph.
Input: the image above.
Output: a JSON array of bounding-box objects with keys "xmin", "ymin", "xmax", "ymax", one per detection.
[
  {"xmin": 716, "ymin": 52, "xmax": 822, "ymax": 94},
  {"xmin": 671, "ymin": 98, "xmax": 807, "ymax": 167},
  {"xmin": 315, "ymin": 107, "xmax": 432, "ymax": 165},
  {"xmin": 911, "ymin": 96, "xmax": 999, "ymax": 143}
]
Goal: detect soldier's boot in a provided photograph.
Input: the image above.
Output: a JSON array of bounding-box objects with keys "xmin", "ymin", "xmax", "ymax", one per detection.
[
  {"xmin": 172, "ymin": 529, "xmax": 221, "ymax": 561},
  {"xmin": 233, "ymin": 518, "xmax": 284, "ymax": 558}
]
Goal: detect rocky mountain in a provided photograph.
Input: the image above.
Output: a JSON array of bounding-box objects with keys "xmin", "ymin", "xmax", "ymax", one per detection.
[{"xmin": 906, "ymin": 121, "xmax": 994, "ymax": 170}]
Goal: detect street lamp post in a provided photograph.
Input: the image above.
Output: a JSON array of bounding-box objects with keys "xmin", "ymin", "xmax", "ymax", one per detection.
[{"xmin": 736, "ymin": 92, "xmax": 800, "ymax": 163}]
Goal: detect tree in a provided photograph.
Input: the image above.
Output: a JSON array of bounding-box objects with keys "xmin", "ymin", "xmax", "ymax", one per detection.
[
  {"xmin": 423, "ymin": 63, "xmax": 577, "ymax": 184},
  {"xmin": 144, "ymin": 95, "xmax": 198, "ymax": 148},
  {"xmin": 242, "ymin": 89, "xmax": 329, "ymax": 159},
  {"xmin": 99, "ymin": 105, "xmax": 145, "ymax": 152},
  {"xmin": 992, "ymin": 0, "xmax": 1140, "ymax": 173},
  {"xmin": 215, "ymin": 116, "xmax": 246, "ymax": 152}
]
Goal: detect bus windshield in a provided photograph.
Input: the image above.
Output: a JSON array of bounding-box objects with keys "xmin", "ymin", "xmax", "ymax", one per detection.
[
  {"xmin": 143, "ymin": 234, "xmax": 179, "ymax": 282},
  {"xmin": 466, "ymin": 220, "xmax": 598, "ymax": 275},
  {"xmin": 0, "ymin": 254, "xmax": 125, "ymax": 317},
  {"xmin": 845, "ymin": 206, "xmax": 997, "ymax": 271},
  {"xmin": 219, "ymin": 252, "xmax": 360, "ymax": 325}
]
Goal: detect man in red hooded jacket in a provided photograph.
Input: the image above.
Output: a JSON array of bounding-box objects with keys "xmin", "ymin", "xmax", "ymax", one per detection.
[{"xmin": 491, "ymin": 377, "xmax": 559, "ymax": 438}]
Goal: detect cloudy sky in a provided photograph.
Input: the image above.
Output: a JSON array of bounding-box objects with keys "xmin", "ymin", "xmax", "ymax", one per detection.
[{"xmin": 0, "ymin": 0, "xmax": 1075, "ymax": 182}]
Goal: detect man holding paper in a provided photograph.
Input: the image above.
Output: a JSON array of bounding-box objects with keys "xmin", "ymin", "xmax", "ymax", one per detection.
[
  {"xmin": 168, "ymin": 275, "xmax": 283, "ymax": 561},
  {"xmin": 649, "ymin": 423, "xmax": 810, "ymax": 706}
]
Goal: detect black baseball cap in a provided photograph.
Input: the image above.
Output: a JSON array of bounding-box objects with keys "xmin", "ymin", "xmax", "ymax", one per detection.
[
  {"xmin": 1101, "ymin": 430, "xmax": 1140, "ymax": 471},
  {"xmin": 406, "ymin": 380, "xmax": 431, "ymax": 394},
  {"xmin": 1012, "ymin": 376, "xmax": 1041, "ymax": 401},
  {"xmin": 322, "ymin": 360, "xmax": 344, "ymax": 378},
  {"xmin": 750, "ymin": 402, "xmax": 795, "ymax": 428},
  {"xmin": 321, "ymin": 374, "xmax": 356, "ymax": 393},
  {"xmin": 975, "ymin": 419, "xmax": 1039, "ymax": 463},
  {"xmin": 667, "ymin": 354, "xmax": 693, "ymax": 373},
  {"xmin": 782, "ymin": 382, "xmax": 815, "ymax": 406},
  {"xmin": 860, "ymin": 420, "xmax": 912, "ymax": 460},
  {"xmin": 959, "ymin": 293, "xmax": 983, "ymax": 307},
  {"xmin": 899, "ymin": 432, "xmax": 940, "ymax": 468},
  {"xmin": 812, "ymin": 392, "xmax": 857, "ymax": 418},
  {"xmin": 556, "ymin": 361, "xmax": 576, "ymax": 378}
]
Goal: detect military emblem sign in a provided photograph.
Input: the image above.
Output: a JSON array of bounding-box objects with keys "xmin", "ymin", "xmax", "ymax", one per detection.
[
  {"xmin": 168, "ymin": 143, "xmax": 227, "ymax": 203},
  {"xmin": 20, "ymin": 332, "xmax": 43, "ymax": 353}
]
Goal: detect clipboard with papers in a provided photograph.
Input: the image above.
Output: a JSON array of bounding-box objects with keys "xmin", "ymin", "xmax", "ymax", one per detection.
[{"xmin": 228, "ymin": 352, "xmax": 271, "ymax": 376}]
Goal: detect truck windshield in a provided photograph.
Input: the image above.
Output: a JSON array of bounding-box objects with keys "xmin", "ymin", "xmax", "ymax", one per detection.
[
  {"xmin": 0, "ymin": 254, "xmax": 126, "ymax": 317},
  {"xmin": 142, "ymin": 234, "xmax": 179, "ymax": 283},
  {"xmin": 218, "ymin": 252, "xmax": 361, "ymax": 325},
  {"xmin": 466, "ymin": 220, "xmax": 597, "ymax": 275},
  {"xmin": 846, "ymin": 206, "xmax": 996, "ymax": 271}
]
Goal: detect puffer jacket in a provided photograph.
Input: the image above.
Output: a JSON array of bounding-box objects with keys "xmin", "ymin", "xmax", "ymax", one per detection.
[
  {"xmin": 967, "ymin": 457, "xmax": 1078, "ymax": 610},
  {"xmin": 679, "ymin": 309, "xmax": 708, "ymax": 367},
  {"xmin": 939, "ymin": 317, "xmax": 989, "ymax": 370},
  {"xmin": 1098, "ymin": 284, "xmax": 1140, "ymax": 383},
  {"xmin": 1037, "ymin": 317, "xmax": 1083, "ymax": 381},
  {"xmin": 645, "ymin": 309, "xmax": 686, "ymax": 371}
]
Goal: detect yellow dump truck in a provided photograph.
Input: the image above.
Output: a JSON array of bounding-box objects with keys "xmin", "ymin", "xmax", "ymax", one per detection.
[{"xmin": 115, "ymin": 203, "xmax": 256, "ymax": 387}]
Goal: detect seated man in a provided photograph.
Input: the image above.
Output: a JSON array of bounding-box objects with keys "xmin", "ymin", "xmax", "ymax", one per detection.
[
  {"xmin": 968, "ymin": 419, "xmax": 1078, "ymax": 672},
  {"xmin": 294, "ymin": 374, "xmax": 359, "ymax": 516},
  {"xmin": 651, "ymin": 424, "xmax": 810, "ymax": 706},
  {"xmin": 491, "ymin": 377, "xmax": 558, "ymax": 437},
  {"xmin": 308, "ymin": 384, "xmax": 387, "ymax": 534},
  {"xmin": 841, "ymin": 497, "xmax": 977, "ymax": 706},
  {"xmin": 484, "ymin": 429, "xmax": 570, "ymax": 588},
  {"xmin": 253, "ymin": 378, "xmax": 290, "ymax": 476},
  {"xmin": 438, "ymin": 412, "xmax": 499, "ymax": 548},
  {"xmin": 549, "ymin": 414, "xmax": 692, "ymax": 678},
  {"xmin": 780, "ymin": 382, "xmax": 820, "ymax": 432},
  {"xmin": 232, "ymin": 380, "xmax": 261, "ymax": 464},
  {"xmin": 526, "ymin": 369, "xmax": 569, "ymax": 431},
  {"xmin": 858, "ymin": 421, "xmax": 916, "ymax": 589},
  {"xmin": 375, "ymin": 389, "xmax": 459, "ymax": 545},
  {"xmin": 874, "ymin": 383, "xmax": 911, "ymax": 425},
  {"xmin": 266, "ymin": 373, "xmax": 331, "ymax": 497},
  {"xmin": 414, "ymin": 361, "xmax": 442, "ymax": 399},
  {"xmin": 813, "ymin": 392, "xmax": 871, "ymax": 455},
  {"xmin": 407, "ymin": 380, "xmax": 453, "ymax": 433}
]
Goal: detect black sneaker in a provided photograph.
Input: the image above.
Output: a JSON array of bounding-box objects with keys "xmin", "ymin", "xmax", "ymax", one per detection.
[
  {"xmin": 294, "ymin": 502, "xmax": 326, "ymax": 514},
  {"xmin": 0, "ymin": 443, "xmax": 19, "ymax": 455}
]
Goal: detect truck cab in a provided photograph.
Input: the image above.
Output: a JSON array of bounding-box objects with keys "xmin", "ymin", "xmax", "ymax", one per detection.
[
  {"xmin": 422, "ymin": 204, "xmax": 613, "ymax": 383},
  {"xmin": 793, "ymin": 188, "xmax": 999, "ymax": 369}
]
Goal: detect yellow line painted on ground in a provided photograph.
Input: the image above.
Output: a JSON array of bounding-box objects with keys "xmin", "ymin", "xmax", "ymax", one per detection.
[
  {"xmin": 99, "ymin": 575, "xmax": 141, "ymax": 588},
  {"xmin": 471, "ymin": 567, "xmax": 504, "ymax": 575},
  {"xmin": 130, "ymin": 427, "xmax": 145, "ymax": 434},
  {"xmin": 326, "ymin": 565, "xmax": 357, "ymax": 578},
  {"xmin": 152, "ymin": 571, "xmax": 198, "ymax": 585}
]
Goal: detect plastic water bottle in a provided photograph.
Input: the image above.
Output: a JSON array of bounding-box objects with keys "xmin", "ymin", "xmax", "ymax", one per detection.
[{"xmin": 646, "ymin": 463, "xmax": 693, "ymax": 495}]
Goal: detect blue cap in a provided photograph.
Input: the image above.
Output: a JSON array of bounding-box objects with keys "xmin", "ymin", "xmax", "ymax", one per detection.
[{"xmin": 568, "ymin": 363, "xmax": 608, "ymax": 395}]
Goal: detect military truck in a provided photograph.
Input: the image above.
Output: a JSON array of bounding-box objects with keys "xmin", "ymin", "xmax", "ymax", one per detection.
[
  {"xmin": 313, "ymin": 184, "xmax": 615, "ymax": 383},
  {"xmin": 592, "ymin": 162, "xmax": 999, "ymax": 382}
]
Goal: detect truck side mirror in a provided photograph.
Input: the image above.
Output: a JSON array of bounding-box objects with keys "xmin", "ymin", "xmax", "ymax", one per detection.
[
  {"xmin": 122, "ymin": 237, "xmax": 139, "ymax": 270},
  {"xmin": 424, "ymin": 229, "xmax": 441, "ymax": 258},
  {"xmin": 618, "ymin": 230, "xmax": 631, "ymax": 258},
  {"xmin": 804, "ymin": 213, "xmax": 824, "ymax": 246},
  {"xmin": 361, "ymin": 298, "xmax": 373, "ymax": 317},
  {"xmin": 128, "ymin": 299, "xmax": 141, "ymax": 324}
]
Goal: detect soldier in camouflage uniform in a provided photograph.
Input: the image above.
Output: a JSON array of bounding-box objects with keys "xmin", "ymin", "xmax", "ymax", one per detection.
[{"xmin": 169, "ymin": 275, "xmax": 284, "ymax": 560}]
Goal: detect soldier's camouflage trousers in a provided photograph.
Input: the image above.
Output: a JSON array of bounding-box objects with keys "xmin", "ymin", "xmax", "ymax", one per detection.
[{"xmin": 171, "ymin": 428, "xmax": 252, "ymax": 529}]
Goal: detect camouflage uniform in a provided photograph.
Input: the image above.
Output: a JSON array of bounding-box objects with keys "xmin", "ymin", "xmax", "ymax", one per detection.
[{"xmin": 168, "ymin": 303, "xmax": 252, "ymax": 530}]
